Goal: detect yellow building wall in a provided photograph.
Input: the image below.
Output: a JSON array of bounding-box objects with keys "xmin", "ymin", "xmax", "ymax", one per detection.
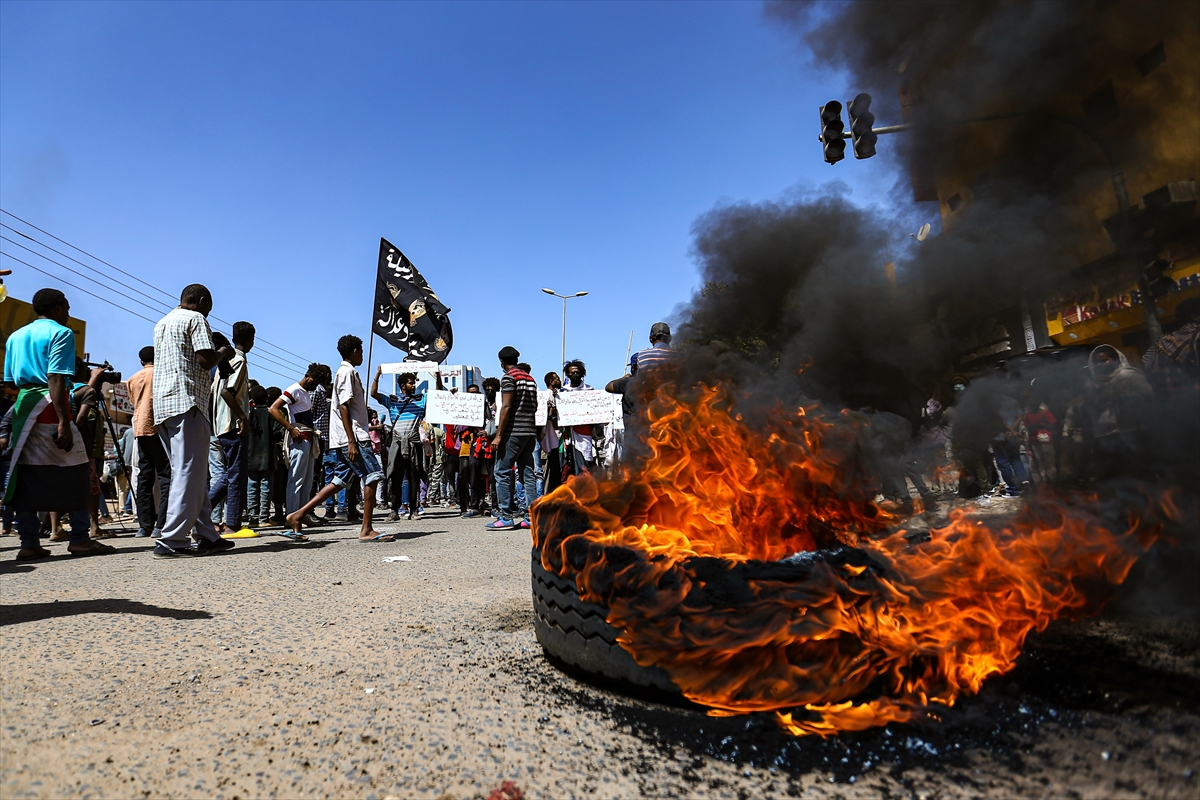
[{"xmin": 0, "ymin": 297, "xmax": 88, "ymax": 371}]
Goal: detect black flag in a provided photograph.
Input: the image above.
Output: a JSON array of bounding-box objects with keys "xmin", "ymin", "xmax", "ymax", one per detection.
[{"xmin": 372, "ymin": 238, "xmax": 453, "ymax": 362}]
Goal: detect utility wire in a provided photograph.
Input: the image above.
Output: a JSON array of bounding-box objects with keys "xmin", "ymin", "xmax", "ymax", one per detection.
[
  {"xmin": 1, "ymin": 235, "xmax": 310, "ymax": 376},
  {"xmin": 1, "ymin": 250, "xmax": 301, "ymax": 384},
  {"xmin": 0, "ymin": 208, "xmax": 319, "ymax": 368},
  {"xmin": 1, "ymin": 223, "xmax": 179, "ymax": 312},
  {"xmin": 1, "ymin": 250, "xmax": 162, "ymax": 325},
  {"xmin": 2, "ymin": 234, "xmax": 175, "ymax": 318}
]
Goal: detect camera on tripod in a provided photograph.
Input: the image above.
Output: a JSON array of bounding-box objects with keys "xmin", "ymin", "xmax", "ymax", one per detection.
[{"xmin": 85, "ymin": 361, "xmax": 122, "ymax": 385}]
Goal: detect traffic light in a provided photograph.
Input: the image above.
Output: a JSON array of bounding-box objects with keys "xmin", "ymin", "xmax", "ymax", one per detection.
[
  {"xmin": 847, "ymin": 92, "xmax": 877, "ymax": 159},
  {"xmin": 819, "ymin": 101, "xmax": 845, "ymax": 164}
]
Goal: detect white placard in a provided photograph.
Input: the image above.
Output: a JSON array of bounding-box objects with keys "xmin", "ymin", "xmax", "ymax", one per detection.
[
  {"xmin": 610, "ymin": 392, "xmax": 625, "ymax": 431},
  {"xmin": 380, "ymin": 361, "xmax": 441, "ymax": 375},
  {"xmin": 424, "ymin": 389, "xmax": 485, "ymax": 427},
  {"xmin": 555, "ymin": 390, "xmax": 612, "ymax": 427},
  {"xmin": 535, "ymin": 390, "xmax": 551, "ymax": 426},
  {"xmin": 111, "ymin": 383, "xmax": 135, "ymax": 415}
]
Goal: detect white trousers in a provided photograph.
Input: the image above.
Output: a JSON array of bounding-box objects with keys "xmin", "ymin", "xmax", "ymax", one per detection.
[{"xmin": 157, "ymin": 408, "xmax": 220, "ymax": 547}]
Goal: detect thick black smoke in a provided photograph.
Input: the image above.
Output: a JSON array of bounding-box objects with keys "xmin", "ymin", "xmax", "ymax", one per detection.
[
  {"xmin": 676, "ymin": 187, "xmax": 946, "ymax": 413},
  {"xmin": 640, "ymin": 1, "xmax": 1199, "ymax": 616}
]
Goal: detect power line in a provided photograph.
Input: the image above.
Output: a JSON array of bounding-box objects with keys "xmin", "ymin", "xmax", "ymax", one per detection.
[
  {"xmin": 1, "ymin": 250, "xmax": 161, "ymax": 325},
  {"xmin": 1, "ymin": 223, "xmax": 178, "ymax": 312},
  {"xmin": 1, "ymin": 234, "xmax": 314, "ymax": 376},
  {"xmin": 0, "ymin": 250, "xmax": 301, "ymax": 384},
  {"xmin": 0, "ymin": 208, "xmax": 320, "ymax": 368},
  {"xmin": 1, "ymin": 234, "xmax": 175, "ymax": 318}
]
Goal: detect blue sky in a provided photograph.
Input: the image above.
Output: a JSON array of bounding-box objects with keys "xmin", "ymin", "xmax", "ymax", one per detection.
[{"xmin": 1, "ymin": 0, "xmax": 908, "ymax": 401}]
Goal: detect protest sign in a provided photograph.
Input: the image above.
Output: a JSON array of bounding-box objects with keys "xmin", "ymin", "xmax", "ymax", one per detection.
[
  {"xmin": 555, "ymin": 390, "xmax": 613, "ymax": 427},
  {"xmin": 424, "ymin": 389, "xmax": 485, "ymax": 427},
  {"xmin": 536, "ymin": 390, "xmax": 551, "ymax": 426},
  {"xmin": 380, "ymin": 361, "xmax": 440, "ymax": 375},
  {"xmin": 110, "ymin": 383, "xmax": 135, "ymax": 415}
]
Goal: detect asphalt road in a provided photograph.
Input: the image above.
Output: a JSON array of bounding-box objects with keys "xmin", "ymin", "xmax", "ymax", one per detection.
[{"xmin": 2, "ymin": 504, "xmax": 1197, "ymax": 799}]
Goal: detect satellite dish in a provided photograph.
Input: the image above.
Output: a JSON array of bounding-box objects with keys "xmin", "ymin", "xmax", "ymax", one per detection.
[{"xmin": 916, "ymin": 223, "xmax": 931, "ymax": 242}]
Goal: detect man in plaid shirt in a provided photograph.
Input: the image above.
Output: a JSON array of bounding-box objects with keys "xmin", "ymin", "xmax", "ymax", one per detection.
[{"xmin": 151, "ymin": 284, "xmax": 236, "ymax": 558}]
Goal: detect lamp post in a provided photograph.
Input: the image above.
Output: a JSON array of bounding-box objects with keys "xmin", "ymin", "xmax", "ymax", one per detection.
[{"xmin": 541, "ymin": 288, "xmax": 589, "ymax": 370}]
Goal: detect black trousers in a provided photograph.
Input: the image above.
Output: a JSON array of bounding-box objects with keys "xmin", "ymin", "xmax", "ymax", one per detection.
[
  {"xmin": 135, "ymin": 434, "xmax": 170, "ymax": 532},
  {"xmin": 542, "ymin": 447, "xmax": 562, "ymax": 495},
  {"xmin": 457, "ymin": 455, "xmax": 471, "ymax": 510},
  {"xmin": 469, "ymin": 454, "xmax": 491, "ymax": 510}
]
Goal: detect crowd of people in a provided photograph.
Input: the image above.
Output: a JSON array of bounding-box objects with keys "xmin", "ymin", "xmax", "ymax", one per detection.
[
  {"xmin": 869, "ymin": 297, "xmax": 1200, "ymax": 512},
  {"xmin": 1, "ymin": 284, "xmax": 677, "ymax": 559},
  {"xmin": 3, "ymin": 283, "xmax": 1195, "ymax": 559}
]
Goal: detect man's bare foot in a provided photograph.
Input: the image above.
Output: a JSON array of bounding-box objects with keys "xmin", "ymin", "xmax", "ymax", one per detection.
[
  {"xmin": 358, "ymin": 529, "xmax": 394, "ymax": 542},
  {"xmin": 284, "ymin": 511, "xmax": 304, "ymax": 533}
]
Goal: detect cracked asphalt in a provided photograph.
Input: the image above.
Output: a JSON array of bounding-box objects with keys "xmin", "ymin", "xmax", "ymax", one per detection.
[{"xmin": 2, "ymin": 503, "xmax": 1197, "ymax": 799}]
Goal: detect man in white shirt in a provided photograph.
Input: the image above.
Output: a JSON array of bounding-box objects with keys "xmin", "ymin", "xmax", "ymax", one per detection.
[
  {"xmin": 270, "ymin": 363, "xmax": 328, "ymax": 519},
  {"xmin": 285, "ymin": 336, "xmax": 389, "ymax": 541}
]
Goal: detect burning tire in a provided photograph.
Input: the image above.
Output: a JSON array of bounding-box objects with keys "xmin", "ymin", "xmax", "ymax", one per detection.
[{"xmin": 530, "ymin": 549, "xmax": 680, "ymax": 694}]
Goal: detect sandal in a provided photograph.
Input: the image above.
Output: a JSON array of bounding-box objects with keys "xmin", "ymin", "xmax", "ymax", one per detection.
[
  {"xmin": 16, "ymin": 547, "xmax": 53, "ymax": 561},
  {"xmin": 68, "ymin": 540, "xmax": 117, "ymax": 557}
]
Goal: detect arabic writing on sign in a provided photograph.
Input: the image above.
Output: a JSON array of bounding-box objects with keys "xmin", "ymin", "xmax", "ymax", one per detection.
[
  {"xmin": 554, "ymin": 390, "xmax": 613, "ymax": 427},
  {"xmin": 424, "ymin": 390, "xmax": 485, "ymax": 427}
]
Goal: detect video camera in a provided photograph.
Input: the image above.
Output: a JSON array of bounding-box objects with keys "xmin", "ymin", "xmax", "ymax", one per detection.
[{"xmin": 85, "ymin": 361, "xmax": 122, "ymax": 385}]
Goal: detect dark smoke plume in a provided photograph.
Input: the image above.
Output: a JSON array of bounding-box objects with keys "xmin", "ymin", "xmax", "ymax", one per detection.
[{"xmin": 640, "ymin": 1, "xmax": 1199, "ymax": 616}]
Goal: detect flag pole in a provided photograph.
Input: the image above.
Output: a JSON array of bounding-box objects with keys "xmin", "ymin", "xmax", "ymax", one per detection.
[
  {"xmin": 365, "ymin": 329, "xmax": 375, "ymax": 385},
  {"xmin": 625, "ymin": 329, "xmax": 634, "ymax": 373}
]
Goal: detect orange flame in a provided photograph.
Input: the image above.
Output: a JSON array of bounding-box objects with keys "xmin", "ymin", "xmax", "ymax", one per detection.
[{"xmin": 532, "ymin": 381, "xmax": 1180, "ymax": 736}]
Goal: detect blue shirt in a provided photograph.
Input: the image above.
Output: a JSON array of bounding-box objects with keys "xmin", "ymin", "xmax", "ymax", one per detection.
[
  {"xmin": 3, "ymin": 318, "xmax": 77, "ymax": 387},
  {"xmin": 383, "ymin": 392, "xmax": 426, "ymax": 441}
]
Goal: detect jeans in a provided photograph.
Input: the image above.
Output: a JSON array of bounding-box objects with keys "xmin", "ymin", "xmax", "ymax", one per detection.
[
  {"xmin": 323, "ymin": 447, "xmax": 346, "ymax": 513},
  {"xmin": 247, "ymin": 469, "xmax": 272, "ymax": 521},
  {"xmin": 209, "ymin": 435, "xmax": 226, "ymax": 524},
  {"xmin": 19, "ymin": 508, "xmax": 90, "ymax": 550},
  {"xmin": 208, "ymin": 432, "xmax": 248, "ymax": 528},
  {"xmin": 135, "ymin": 433, "xmax": 171, "ymax": 533},
  {"xmin": 992, "ymin": 440, "xmax": 1030, "ymax": 494},
  {"xmin": 286, "ymin": 436, "xmax": 315, "ymax": 514},
  {"xmin": 494, "ymin": 435, "xmax": 536, "ymax": 521}
]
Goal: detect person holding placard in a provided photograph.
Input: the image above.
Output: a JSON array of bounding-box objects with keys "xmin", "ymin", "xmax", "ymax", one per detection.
[
  {"xmin": 371, "ymin": 366, "xmax": 438, "ymax": 521},
  {"xmin": 485, "ymin": 347, "xmax": 539, "ymax": 531},
  {"xmin": 560, "ymin": 360, "xmax": 595, "ymax": 474}
]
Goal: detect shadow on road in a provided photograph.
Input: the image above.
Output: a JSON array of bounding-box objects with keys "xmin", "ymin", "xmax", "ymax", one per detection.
[{"xmin": 0, "ymin": 598, "xmax": 213, "ymax": 626}]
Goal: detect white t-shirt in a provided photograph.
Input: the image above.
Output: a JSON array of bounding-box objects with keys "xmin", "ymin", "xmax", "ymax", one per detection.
[
  {"xmin": 281, "ymin": 382, "xmax": 313, "ymax": 425},
  {"xmin": 329, "ymin": 361, "xmax": 370, "ymax": 449}
]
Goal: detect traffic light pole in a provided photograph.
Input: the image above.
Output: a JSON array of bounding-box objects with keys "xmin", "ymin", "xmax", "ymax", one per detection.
[{"xmin": 829, "ymin": 110, "xmax": 1162, "ymax": 341}]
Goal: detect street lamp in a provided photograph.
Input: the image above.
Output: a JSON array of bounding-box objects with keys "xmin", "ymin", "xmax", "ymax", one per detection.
[{"xmin": 542, "ymin": 288, "xmax": 589, "ymax": 370}]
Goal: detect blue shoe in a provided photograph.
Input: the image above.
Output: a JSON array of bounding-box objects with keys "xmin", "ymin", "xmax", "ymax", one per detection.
[
  {"xmin": 462, "ymin": 510, "xmax": 482, "ymax": 519},
  {"xmin": 517, "ymin": 519, "xmax": 531, "ymax": 530},
  {"xmin": 153, "ymin": 542, "xmax": 196, "ymax": 558},
  {"xmin": 485, "ymin": 519, "xmax": 515, "ymax": 531},
  {"xmin": 135, "ymin": 528, "xmax": 152, "ymax": 538}
]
